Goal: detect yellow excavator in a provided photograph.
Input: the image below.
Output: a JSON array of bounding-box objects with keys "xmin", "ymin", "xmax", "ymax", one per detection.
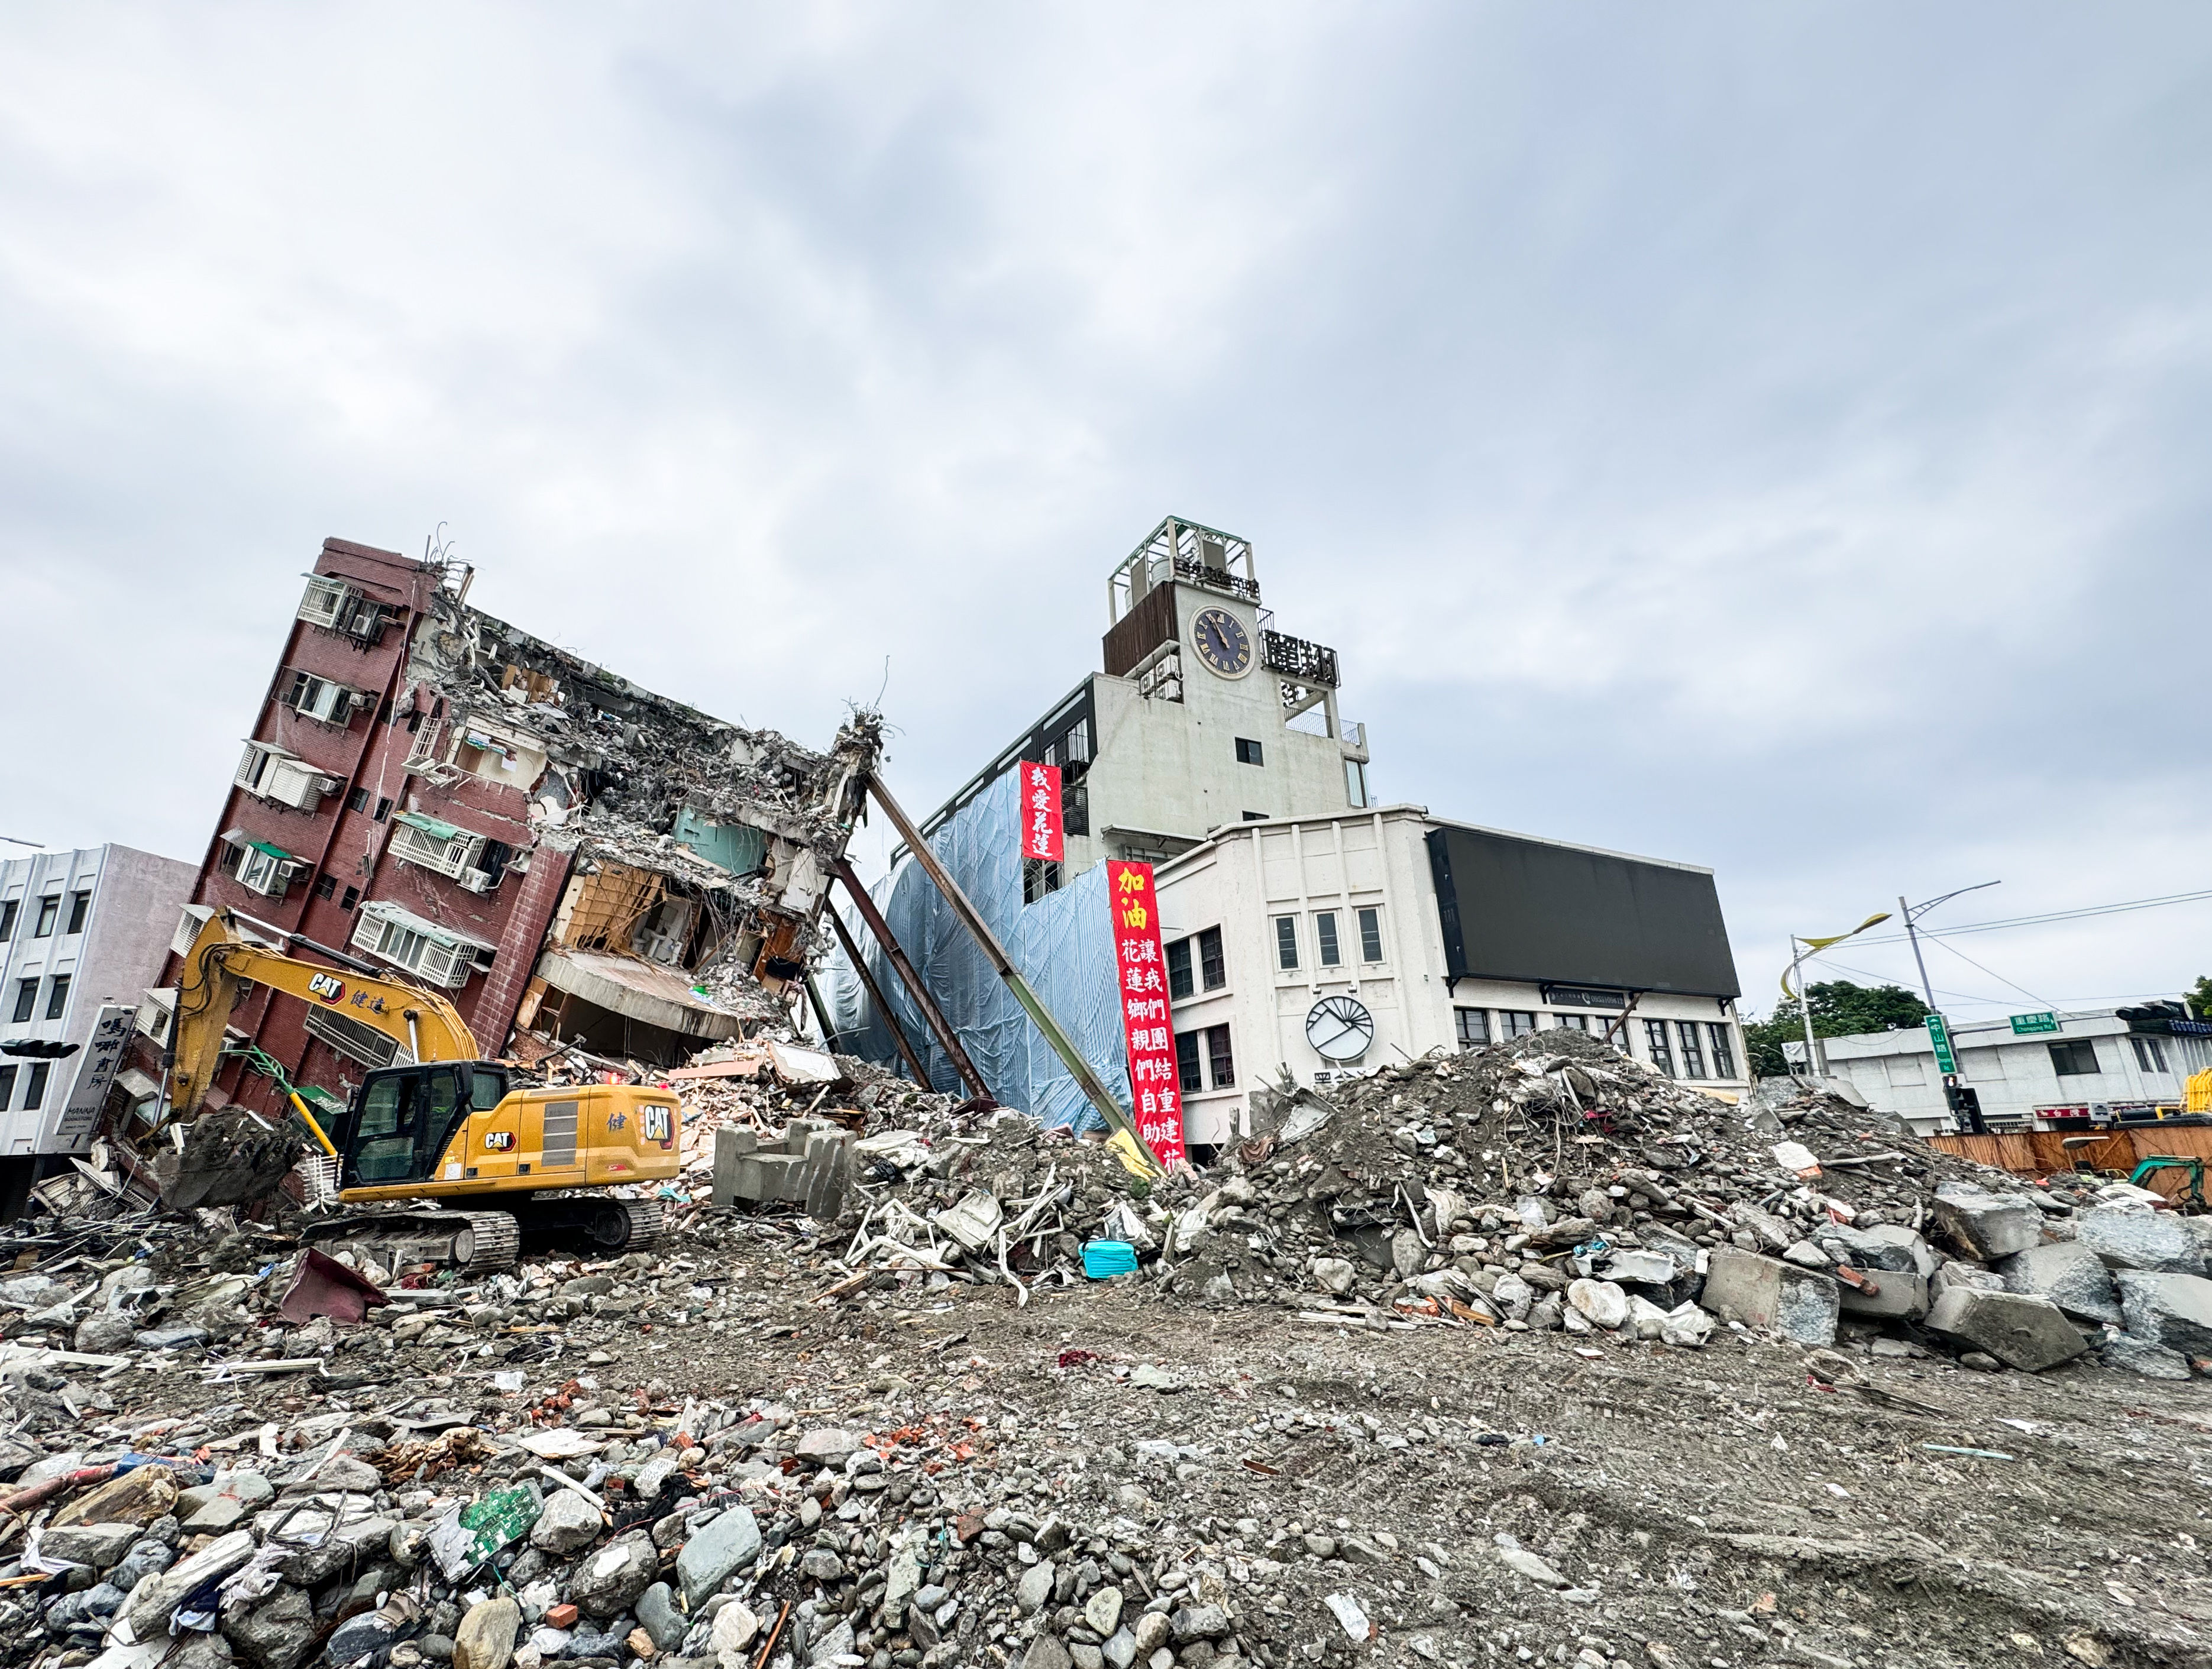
[{"xmin": 161, "ymin": 909, "xmax": 680, "ymax": 1270}]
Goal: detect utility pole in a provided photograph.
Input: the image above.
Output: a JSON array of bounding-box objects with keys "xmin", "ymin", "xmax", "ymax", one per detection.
[{"xmin": 1899, "ymin": 882, "xmax": 2000, "ymax": 1134}]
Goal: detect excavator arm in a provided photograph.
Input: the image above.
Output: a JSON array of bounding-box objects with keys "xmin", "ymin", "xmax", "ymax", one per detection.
[{"xmin": 168, "ymin": 908, "xmax": 480, "ymax": 1119}]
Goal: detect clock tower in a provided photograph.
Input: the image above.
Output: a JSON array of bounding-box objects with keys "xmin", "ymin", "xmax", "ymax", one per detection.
[{"xmin": 914, "ymin": 515, "xmax": 1373, "ymax": 889}]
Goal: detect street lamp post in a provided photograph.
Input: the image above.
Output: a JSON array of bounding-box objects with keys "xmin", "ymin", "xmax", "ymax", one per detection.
[
  {"xmin": 1899, "ymin": 881, "xmax": 2001, "ymax": 1133},
  {"xmin": 1784, "ymin": 913, "xmax": 1892, "ymax": 1080}
]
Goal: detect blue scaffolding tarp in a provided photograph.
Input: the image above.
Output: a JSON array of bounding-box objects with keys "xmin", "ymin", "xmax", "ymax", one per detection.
[{"xmin": 825, "ymin": 769, "xmax": 1128, "ymax": 1129}]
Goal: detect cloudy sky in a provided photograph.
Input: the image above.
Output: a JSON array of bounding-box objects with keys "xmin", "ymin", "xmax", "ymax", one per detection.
[{"xmin": 4, "ymin": 5, "xmax": 2207, "ymax": 1023}]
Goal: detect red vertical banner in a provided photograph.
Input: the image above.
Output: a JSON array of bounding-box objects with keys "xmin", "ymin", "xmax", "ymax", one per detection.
[
  {"xmin": 1020, "ymin": 761, "xmax": 1064, "ymax": 862},
  {"xmin": 1107, "ymin": 859, "xmax": 1186, "ymax": 1169}
]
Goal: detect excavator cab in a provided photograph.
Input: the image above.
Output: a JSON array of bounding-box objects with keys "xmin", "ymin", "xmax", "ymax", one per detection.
[{"xmin": 334, "ymin": 1062, "xmax": 509, "ymax": 1190}]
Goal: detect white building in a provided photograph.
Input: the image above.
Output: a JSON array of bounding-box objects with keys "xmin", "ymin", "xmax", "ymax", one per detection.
[
  {"xmin": 1823, "ymin": 1006, "xmax": 2212, "ymax": 1134},
  {"xmin": 0, "ymin": 844, "xmax": 195, "ymax": 1201},
  {"xmin": 853, "ymin": 513, "xmax": 1751, "ymax": 1145},
  {"xmin": 1153, "ymin": 806, "xmax": 1749, "ymax": 1144}
]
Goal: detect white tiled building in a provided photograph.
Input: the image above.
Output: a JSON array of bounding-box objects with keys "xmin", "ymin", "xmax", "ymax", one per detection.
[
  {"xmin": 1823, "ymin": 1008, "xmax": 2212, "ymax": 1134},
  {"xmin": 0, "ymin": 845, "xmax": 194, "ymax": 1199}
]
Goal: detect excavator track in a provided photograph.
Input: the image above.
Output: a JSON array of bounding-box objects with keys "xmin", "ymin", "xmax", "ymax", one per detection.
[{"xmin": 301, "ymin": 1207, "xmax": 522, "ymax": 1273}]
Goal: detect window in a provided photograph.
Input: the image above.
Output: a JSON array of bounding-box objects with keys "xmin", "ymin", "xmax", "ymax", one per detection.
[
  {"xmin": 33, "ymin": 896, "xmax": 59, "ymax": 937},
  {"xmin": 1707, "ymin": 1023, "xmax": 1737, "ymax": 1079},
  {"xmin": 66, "ymin": 891, "xmax": 90, "ymax": 934},
  {"xmin": 0, "ymin": 1066, "xmax": 12, "ymax": 1110},
  {"xmin": 44, "ymin": 975, "xmax": 69, "ymax": 1021},
  {"xmin": 0, "ymin": 901, "xmax": 14, "ymax": 941},
  {"xmin": 219, "ymin": 833, "xmax": 302, "ymax": 898},
  {"xmin": 1197, "ymin": 927, "xmax": 1225, "ymax": 991},
  {"xmin": 2130, "ymin": 1036, "xmax": 2169, "ymax": 1074},
  {"xmin": 347, "ymin": 787, "xmax": 370, "ymax": 813},
  {"xmin": 1357, "ymin": 907, "xmax": 1383, "ymax": 962},
  {"xmin": 1274, "ymin": 916, "xmax": 1299, "ymax": 971},
  {"xmin": 23, "ymin": 1063, "xmax": 48, "ymax": 1111},
  {"xmin": 1550, "ymin": 1013, "xmax": 1589, "ymax": 1031},
  {"xmin": 1455, "ymin": 1008, "xmax": 1491, "ymax": 1049},
  {"xmin": 297, "ymin": 575, "xmax": 352, "ymax": 628},
  {"xmin": 1175, "ymin": 1031, "xmax": 1203, "ymax": 1093},
  {"xmin": 350, "ymin": 901, "xmax": 491, "ymax": 988},
  {"xmin": 278, "ymin": 669, "xmax": 361, "ymax": 724},
  {"xmin": 2049, "ymin": 1040, "xmax": 2101, "ymax": 1078},
  {"xmin": 1346, "ymin": 759, "xmax": 1369, "ymax": 808},
  {"xmin": 1644, "ymin": 1019, "xmax": 1676, "ymax": 1077},
  {"xmin": 1676, "ymin": 1021, "xmax": 1706, "ymax": 1079},
  {"xmin": 373, "ymin": 797, "xmax": 393, "ymax": 822},
  {"xmin": 1021, "ymin": 858, "xmax": 1063, "ymax": 904},
  {"xmin": 1236, "ymin": 738, "xmax": 1264, "ymax": 766},
  {"xmin": 313, "ymin": 873, "xmax": 338, "ymax": 900},
  {"xmin": 1205, "ymin": 1024, "xmax": 1236, "ymax": 1089},
  {"xmin": 1166, "ymin": 939, "xmax": 1195, "ymax": 1001},
  {"xmin": 1064, "ymin": 718, "xmax": 1092, "ymax": 764},
  {"xmin": 11, "ymin": 981, "xmax": 35, "ymax": 1024},
  {"xmin": 1314, "ymin": 911, "xmax": 1341, "ymax": 966},
  {"xmin": 339, "ymin": 886, "xmax": 360, "ymax": 911},
  {"xmin": 1501, "ymin": 1010, "xmax": 1537, "ymax": 1040}
]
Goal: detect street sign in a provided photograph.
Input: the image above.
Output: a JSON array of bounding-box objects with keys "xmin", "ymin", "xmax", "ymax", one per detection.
[
  {"xmin": 1925, "ymin": 1013, "xmax": 1958, "ymax": 1075},
  {"xmin": 2009, "ymin": 1011, "xmax": 2059, "ymax": 1035}
]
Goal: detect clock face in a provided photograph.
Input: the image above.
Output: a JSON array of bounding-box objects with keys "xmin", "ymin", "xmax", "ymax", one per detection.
[
  {"xmin": 1305, "ymin": 995, "xmax": 1375, "ymax": 1063},
  {"xmin": 1190, "ymin": 606, "xmax": 1253, "ymax": 678}
]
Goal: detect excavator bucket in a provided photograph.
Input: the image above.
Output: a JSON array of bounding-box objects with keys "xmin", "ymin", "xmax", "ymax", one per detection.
[{"xmin": 153, "ymin": 1108, "xmax": 303, "ymax": 1210}]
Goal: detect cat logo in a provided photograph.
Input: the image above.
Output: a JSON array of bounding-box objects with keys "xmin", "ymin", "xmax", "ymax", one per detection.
[
  {"xmin": 642, "ymin": 1105, "xmax": 673, "ymax": 1145},
  {"xmin": 483, "ymin": 1131, "xmax": 515, "ymax": 1152},
  {"xmin": 306, "ymin": 972, "xmax": 345, "ymax": 1004}
]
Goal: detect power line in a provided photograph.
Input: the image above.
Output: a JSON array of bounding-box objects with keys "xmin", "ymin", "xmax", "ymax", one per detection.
[
  {"xmin": 1853, "ymin": 888, "xmax": 2212, "ymax": 945},
  {"xmin": 1929, "ymin": 934, "xmax": 2059, "ymax": 1011}
]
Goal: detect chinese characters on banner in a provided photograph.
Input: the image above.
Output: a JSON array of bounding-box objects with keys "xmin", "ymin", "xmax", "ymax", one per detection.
[
  {"xmin": 1020, "ymin": 761, "xmax": 1063, "ymax": 862},
  {"xmin": 53, "ymin": 1004, "xmax": 134, "ymax": 1153},
  {"xmin": 1106, "ymin": 860, "xmax": 1186, "ymax": 1169}
]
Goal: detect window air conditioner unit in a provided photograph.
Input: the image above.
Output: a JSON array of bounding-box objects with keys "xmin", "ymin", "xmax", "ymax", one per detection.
[{"xmin": 173, "ymin": 904, "xmax": 215, "ymax": 959}]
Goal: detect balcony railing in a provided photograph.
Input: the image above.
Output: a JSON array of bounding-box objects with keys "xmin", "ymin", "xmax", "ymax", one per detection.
[{"xmin": 1262, "ymin": 629, "xmax": 1338, "ymax": 688}]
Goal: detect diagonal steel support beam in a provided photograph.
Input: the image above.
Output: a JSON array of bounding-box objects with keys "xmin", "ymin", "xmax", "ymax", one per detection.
[{"xmin": 829, "ymin": 855, "xmax": 991, "ymax": 1102}]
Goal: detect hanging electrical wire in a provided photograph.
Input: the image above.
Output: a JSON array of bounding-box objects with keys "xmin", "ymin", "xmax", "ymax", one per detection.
[{"xmin": 1852, "ymin": 887, "xmax": 2212, "ymax": 945}]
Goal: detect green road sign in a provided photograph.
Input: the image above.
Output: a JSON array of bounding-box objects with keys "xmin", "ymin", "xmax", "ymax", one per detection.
[
  {"xmin": 2009, "ymin": 1011, "xmax": 2059, "ymax": 1035},
  {"xmin": 1926, "ymin": 1013, "xmax": 1958, "ymax": 1075}
]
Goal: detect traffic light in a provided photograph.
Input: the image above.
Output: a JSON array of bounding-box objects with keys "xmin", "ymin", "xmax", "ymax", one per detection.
[{"xmin": 1945, "ymin": 1082, "xmax": 1985, "ymax": 1133}]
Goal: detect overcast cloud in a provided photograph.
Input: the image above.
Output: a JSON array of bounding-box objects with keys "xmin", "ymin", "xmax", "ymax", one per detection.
[{"xmin": 3, "ymin": 4, "xmax": 2208, "ymax": 1023}]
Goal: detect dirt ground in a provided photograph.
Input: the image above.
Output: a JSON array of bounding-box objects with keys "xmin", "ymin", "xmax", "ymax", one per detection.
[{"xmin": 338, "ymin": 1260, "xmax": 2212, "ymax": 1669}]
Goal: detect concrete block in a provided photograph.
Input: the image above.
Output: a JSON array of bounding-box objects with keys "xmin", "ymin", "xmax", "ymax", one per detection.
[
  {"xmin": 2103, "ymin": 1332, "xmax": 2191, "ymax": 1380},
  {"xmin": 1599, "ymin": 1249, "xmax": 1678, "ymax": 1286},
  {"xmin": 1700, "ymin": 1247, "xmax": 1839, "ymax": 1346},
  {"xmin": 801, "ymin": 1130, "xmax": 855, "ymax": 1221},
  {"xmin": 2114, "ymin": 1269, "xmax": 2212, "ymax": 1357},
  {"xmin": 1816, "ymin": 1223, "xmax": 1932, "ymax": 1276},
  {"xmin": 1925, "ymin": 1287, "xmax": 2089, "ymax": 1372},
  {"xmin": 1933, "ymin": 1259, "xmax": 2004, "ymax": 1296},
  {"xmin": 1996, "ymin": 1242, "xmax": 2122, "ymax": 1325},
  {"xmin": 1836, "ymin": 1268, "xmax": 1930, "ymax": 1321},
  {"xmin": 1930, "ymin": 1182, "xmax": 2043, "ymax": 1262},
  {"xmin": 710, "ymin": 1127, "xmax": 758, "ymax": 1208},
  {"xmin": 2077, "ymin": 1207, "xmax": 2204, "ymax": 1276}
]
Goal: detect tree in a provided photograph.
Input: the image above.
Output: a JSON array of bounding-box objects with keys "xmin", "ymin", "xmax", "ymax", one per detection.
[
  {"xmin": 2190, "ymin": 975, "xmax": 2212, "ymax": 1021},
  {"xmin": 1741, "ymin": 980, "xmax": 1931, "ymax": 1078}
]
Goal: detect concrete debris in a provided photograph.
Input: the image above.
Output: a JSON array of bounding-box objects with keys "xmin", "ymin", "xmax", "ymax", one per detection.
[
  {"xmin": 2075, "ymin": 1205, "xmax": 2207, "ymax": 1276},
  {"xmin": 1997, "ymin": 1242, "xmax": 2124, "ymax": 1325},
  {"xmin": 2113, "ymin": 1269, "xmax": 2212, "ymax": 1357},
  {"xmin": 1925, "ymin": 1287, "xmax": 2091, "ymax": 1373},
  {"xmin": 1929, "ymin": 1181, "xmax": 2044, "ymax": 1262}
]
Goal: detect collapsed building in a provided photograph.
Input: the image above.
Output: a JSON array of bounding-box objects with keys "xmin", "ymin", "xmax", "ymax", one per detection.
[{"xmin": 126, "ymin": 536, "xmax": 877, "ymax": 1166}]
